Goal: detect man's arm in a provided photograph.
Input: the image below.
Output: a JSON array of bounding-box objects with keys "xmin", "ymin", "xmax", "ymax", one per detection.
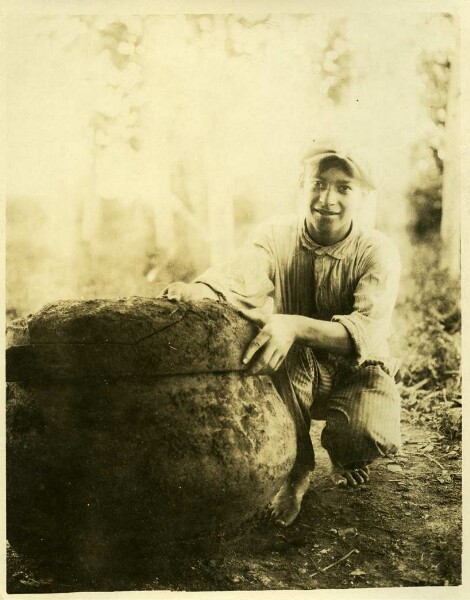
[
  {"xmin": 241, "ymin": 312, "xmax": 352, "ymax": 375},
  {"xmin": 294, "ymin": 315, "xmax": 353, "ymax": 355},
  {"xmin": 160, "ymin": 221, "xmax": 276, "ymax": 309},
  {"xmin": 331, "ymin": 238, "xmax": 401, "ymax": 365}
]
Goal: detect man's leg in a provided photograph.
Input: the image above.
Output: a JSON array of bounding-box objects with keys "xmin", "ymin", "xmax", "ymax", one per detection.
[
  {"xmin": 267, "ymin": 346, "xmax": 328, "ymax": 525},
  {"xmin": 320, "ymin": 362, "xmax": 401, "ymax": 487}
]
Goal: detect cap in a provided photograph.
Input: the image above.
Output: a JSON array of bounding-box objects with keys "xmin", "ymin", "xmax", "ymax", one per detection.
[{"xmin": 301, "ymin": 142, "xmax": 376, "ymax": 190}]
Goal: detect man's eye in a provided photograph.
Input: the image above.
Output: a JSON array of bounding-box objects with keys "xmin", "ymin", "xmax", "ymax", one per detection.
[{"xmin": 338, "ymin": 185, "xmax": 351, "ymax": 193}]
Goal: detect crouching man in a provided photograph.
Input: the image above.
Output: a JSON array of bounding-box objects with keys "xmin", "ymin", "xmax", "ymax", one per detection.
[{"xmin": 161, "ymin": 143, "xmax": 402, "ymax": 527}]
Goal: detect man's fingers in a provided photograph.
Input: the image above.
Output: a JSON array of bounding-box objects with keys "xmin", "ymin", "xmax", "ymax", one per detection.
[
  {"xmin": 243, "ymin": 330, "xmax": 270, "ymax": 365},
  {"xmin": 160, "ymin": 282, "xmax": 184, "ymax": 301},
  {"xmin": 257, "ymin": 350, "xmax": 284, "ymax": 374},
  {"xmin": 272, "ymin": 352, "xmax": 285, "ymax": 372},
  {"xmin": 247, "ymin": 344, "xmax": 273, "ymax": 374},
  {"xmin": 248, "ymin": 345, "xmax": 282, "ymax": 375}
]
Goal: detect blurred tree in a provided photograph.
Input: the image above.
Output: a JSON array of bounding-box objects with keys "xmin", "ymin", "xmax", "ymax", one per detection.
[
  {"xmin": 408, "ymin": 14, "xmax": 455, "ymax": 243},
  {"xmin": 80, "ymin": 16, "xmax": 146, "ymax": 240},
  {"xmin": 319, "ymin": 18, "xmax": 351, "ymax": 105},
  {"xmin": 440, "ymin": 17, "xmax": 460, "ymax": 279}
]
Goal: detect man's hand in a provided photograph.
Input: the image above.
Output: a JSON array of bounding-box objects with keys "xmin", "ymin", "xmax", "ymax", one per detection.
[
  {"xmin": 160, "ymin": 282, "xmax": 220, "ymax": 302},
  {"xmin": 240, "ymin": 310, "xmax": 298, "ymax": 375}
]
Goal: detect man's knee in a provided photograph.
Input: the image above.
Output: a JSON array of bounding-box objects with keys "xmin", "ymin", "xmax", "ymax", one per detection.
[{"xmin": 321, "ymin": 406, "xmax": 400, "ymax": 469}]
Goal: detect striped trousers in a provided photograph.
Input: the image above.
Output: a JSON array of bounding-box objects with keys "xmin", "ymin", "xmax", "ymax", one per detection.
[{"xmin": 271, "ymin": 345, "xmax": 401, "ymax": 472}]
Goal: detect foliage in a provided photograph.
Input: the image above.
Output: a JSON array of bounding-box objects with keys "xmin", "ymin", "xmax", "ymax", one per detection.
[
  {"xmin": 407, "ymin": 14, "xmax": 455, "ymax": 239},
  {"xmin": 319, "ymin": 18, "xmax": 351, "ymax": 104},
  {"xmin": 397, "ymin": 239, "xmax": 461, "ymax": 440}
]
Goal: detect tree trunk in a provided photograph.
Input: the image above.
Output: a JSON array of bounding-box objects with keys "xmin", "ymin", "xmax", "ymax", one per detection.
[{"xmin": 440, "ymin": 29, "xmax": 461, "ymax": 279}]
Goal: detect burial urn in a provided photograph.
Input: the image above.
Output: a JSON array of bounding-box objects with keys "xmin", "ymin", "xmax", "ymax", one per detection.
[{"xmin": 6, "ymin": 297, "xmax": 296, "ymax": 574}]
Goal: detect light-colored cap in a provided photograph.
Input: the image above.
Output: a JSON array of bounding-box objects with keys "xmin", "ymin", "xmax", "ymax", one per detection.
[{"xmin": 301, "ymin": 142, "xmax": 376, "ymax": 190}]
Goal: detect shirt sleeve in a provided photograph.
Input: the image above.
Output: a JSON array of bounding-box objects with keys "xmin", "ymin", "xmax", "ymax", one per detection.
[
  {"xmin": 332, "ymin": 238, "xmax": 401, "ymax": 365},
  {"xmin": 195, "ymin": 223, "xmax": 276, "ymax": 311}
]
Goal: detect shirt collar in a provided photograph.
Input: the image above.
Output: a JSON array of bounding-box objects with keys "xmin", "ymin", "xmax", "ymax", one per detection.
[{"xmin": 300, "ymin": 219, "xmax": 359, "ymax": 259}]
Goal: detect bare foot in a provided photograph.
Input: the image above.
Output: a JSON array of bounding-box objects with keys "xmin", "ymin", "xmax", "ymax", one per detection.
[
  {"xmin": 330, "ymin": 464, "xmax": 370, "ymax": 487},
  {"xmin": 266, "ymin": 470, "xmax": 311, "ymax": 527}
]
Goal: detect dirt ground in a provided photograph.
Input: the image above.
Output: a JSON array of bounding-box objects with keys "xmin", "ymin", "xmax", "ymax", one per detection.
[{"xmin": 7, "ymin": 411, "xmax": 462, "ymax": 594}]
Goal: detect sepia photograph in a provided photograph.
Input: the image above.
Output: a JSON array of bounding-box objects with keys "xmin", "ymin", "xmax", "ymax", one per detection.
[{"xmin": 2, "ymin": 1, "xmax": 468, "ymax": 597}]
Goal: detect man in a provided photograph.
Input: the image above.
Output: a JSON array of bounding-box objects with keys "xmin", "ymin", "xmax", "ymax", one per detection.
[{"xmin": 161, "ymin": 143, "xmax": 401, "ymax": 527}]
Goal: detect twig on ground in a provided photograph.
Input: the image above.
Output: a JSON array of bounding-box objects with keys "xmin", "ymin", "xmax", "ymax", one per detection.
[
  {"xmin": 368, "ymin": 523, "xmax": 396, "ymax": 534},
  {"xmin": 407, "ymin": 452, "xmax": 446, "ymax": 471},
  {"xmin": 422, "ymin": 453, "xmax": 446, "ymax": 470},
  {"xmin": 309, "ymin": 557, "xmax": 322, "ymax": 572},
  {"xmin": 402, "ymin": 378, "xmax": 430, "ymax": 394},
  {"xmin": 421, "ymin": 390, "xmax": 442, "ymax": 401},
  {"xmin": 310, "ymin": 548, "xmax": 359, "ymax": 577}
]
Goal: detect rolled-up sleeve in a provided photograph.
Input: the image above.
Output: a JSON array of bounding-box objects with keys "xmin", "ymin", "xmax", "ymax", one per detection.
[
  {"xmin": 332, "ymin": 240, "xmax": 401, "ymax": 365},
  {"xmin": 195, "ymin": 224, "xmax": 276, "ymax": 311}
]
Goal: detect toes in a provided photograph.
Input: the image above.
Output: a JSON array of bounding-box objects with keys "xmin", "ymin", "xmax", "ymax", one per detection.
[
  {"xmin": 352, "ymin": 471, "xmax": 365, "ymax": 485},
  {"xmin": 259, "ymin": 505, "xmax": 274, "ymax": 522},
  {"xmin": 261, "ymin": 504, "xmax": 281, "ymax": 524},
  {"xmin": 331, "ymin": 473, "xmax": 348, "ymax": 486},
  {"xmin": 331, "ymin": 465, "xmax": 371, "ymax": 488},
  {"xmin": 345, "ymin": 468, "xmax": 371, "ymax": 486},
  {"xmin": 357, "ymin": 468, "xmax": 370, "ymax": 482},
  {"xmin": 345, "ymin": 471, "xmax": 358, "ymax": 486}
]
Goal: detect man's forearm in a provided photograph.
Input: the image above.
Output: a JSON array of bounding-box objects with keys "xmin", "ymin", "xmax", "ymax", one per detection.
[{"xmin": 293, "ymin": 315, "xmax": 353, "ymax": 356}]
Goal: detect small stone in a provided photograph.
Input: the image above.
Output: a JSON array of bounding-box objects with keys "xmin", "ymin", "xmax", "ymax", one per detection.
[{"xmin": 338, "ymin": 527, "xmax": 356, "ymax": 537}]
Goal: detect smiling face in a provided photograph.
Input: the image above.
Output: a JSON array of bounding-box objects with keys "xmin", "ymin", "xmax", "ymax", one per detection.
[{"xmin": 304, "ymin": 163, "xmax": 366, "ymax": 246}]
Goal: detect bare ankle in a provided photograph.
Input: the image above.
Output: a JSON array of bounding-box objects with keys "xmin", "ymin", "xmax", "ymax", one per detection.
[{"xmin": 286, "ymin": 466, "xmax": 311, "ymax": 495}]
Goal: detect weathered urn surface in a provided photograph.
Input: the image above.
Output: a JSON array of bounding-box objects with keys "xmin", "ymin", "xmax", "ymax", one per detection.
[{"xmin": 6, "ymin": 297, "xmax": 296, "ymax": 576}]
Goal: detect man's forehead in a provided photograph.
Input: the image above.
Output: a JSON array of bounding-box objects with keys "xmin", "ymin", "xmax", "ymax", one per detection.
[
  {"xmin": 307, "ymin": 166, "xmax": 356, "ymax": 183},
  {"xmin": 301, "ymin": 146, "xmax": 375, "ymax": 190}
]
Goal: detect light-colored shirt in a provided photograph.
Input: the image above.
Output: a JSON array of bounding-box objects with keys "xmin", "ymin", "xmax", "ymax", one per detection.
[{"xmin": 196, "ymin": 214, "xmax": 401, "ymax": 370}]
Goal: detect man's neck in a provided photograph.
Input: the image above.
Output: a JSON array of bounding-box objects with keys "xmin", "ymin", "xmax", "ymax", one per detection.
[{"xmin": 305, "ymin": 221, "xmax": 353, "ymax": 247}]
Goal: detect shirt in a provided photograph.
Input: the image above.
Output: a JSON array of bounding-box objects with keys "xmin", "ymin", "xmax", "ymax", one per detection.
[{"xmin": 196, "ymin": 214, "xmax": 401, "ymax": 370}]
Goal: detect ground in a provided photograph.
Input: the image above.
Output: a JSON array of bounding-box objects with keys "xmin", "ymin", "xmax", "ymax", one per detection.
[{"xmin": 7, "ymin": 413, "xmax": 462, "ymax": 593}]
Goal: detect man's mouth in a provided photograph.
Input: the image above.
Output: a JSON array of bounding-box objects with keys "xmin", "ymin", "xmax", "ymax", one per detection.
[{"xmin": 314, "ymin": 209, "xmax": 340, "ymax": 216}]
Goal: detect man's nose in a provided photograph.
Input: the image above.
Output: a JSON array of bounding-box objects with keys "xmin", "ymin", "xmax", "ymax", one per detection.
[{"xmin": 318, "ymin": 185, "xmax": 335, "ymax": 205}]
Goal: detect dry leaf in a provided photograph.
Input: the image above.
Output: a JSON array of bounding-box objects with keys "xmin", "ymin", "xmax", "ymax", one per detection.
[
  {"xmin": 350, "ymin": 569, "xmax": 367, "ymax": 576},
  {"xmin": 387, "ymin": 463, "xmax": 403, "ymax": 473}
]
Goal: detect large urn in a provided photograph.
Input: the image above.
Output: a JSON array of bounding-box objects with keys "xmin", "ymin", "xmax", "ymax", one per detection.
[{"xmin": 6, "ymin": 298, "xmax": 296, "ymax": 578}]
